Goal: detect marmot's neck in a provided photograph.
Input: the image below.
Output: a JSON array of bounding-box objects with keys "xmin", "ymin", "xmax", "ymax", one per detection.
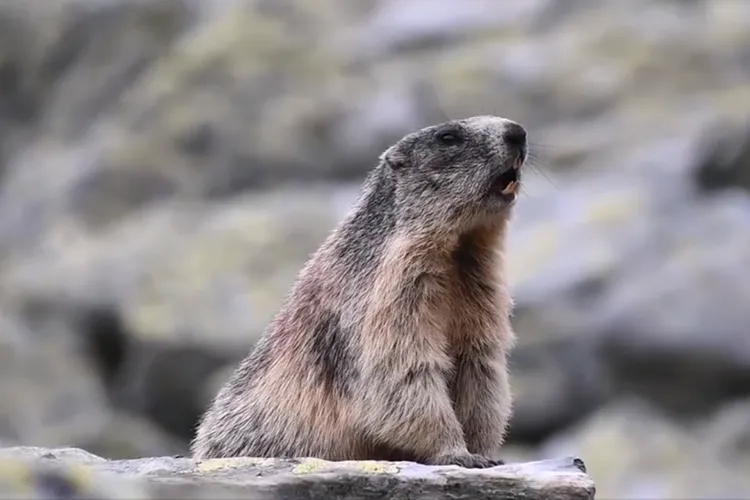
[
  {"xmin": 333, "ymin": 164, "xmax": 509, "ymax": 273},
  {"xmin": 453, "ymin": 219, "xmax": 509, "ymax": 269}
]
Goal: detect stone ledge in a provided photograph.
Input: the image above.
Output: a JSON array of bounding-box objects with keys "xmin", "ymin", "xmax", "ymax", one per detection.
[{"xmin": 0, "ymin": 446, "xmax": 596, "ymax": 499}]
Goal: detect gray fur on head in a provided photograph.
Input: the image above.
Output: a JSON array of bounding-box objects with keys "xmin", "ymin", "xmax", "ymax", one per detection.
[{"xmin": 377, "ymin": 115, "xmax": 526, "ymax": 234}]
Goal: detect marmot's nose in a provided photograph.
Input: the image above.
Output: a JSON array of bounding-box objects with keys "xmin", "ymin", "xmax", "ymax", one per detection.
[{"xmin": 502, "ymin": 122, "xmax": 527, "ymax": 149}]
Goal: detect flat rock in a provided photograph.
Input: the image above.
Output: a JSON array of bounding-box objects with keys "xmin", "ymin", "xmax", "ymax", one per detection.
[{"xmin": 0, "ymin": 447, "xmax": 595, "ymax": 500}]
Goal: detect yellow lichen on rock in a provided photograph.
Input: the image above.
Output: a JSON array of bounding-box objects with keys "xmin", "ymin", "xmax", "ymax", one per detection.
[
  {"xmin": 0, "ymin": 460, "xmax": 33, "ymax": 494},
  {"xmin": 292, "ymin": 458, "xmax": 398, "ymax": 475},
  {"xmin": 0, "ymin": 460, "xmax": 94, "ymax": 496},
  {"xmin": 350, "ymin": 461, "xmax": 399, "ymax": 474},
  {"xmin": 292, "ymin": 458, "xmax": 329, "ymax": 475},
  {"xmin": 197, "ymin": 457, "xmax": 270, "ymax": 473}
]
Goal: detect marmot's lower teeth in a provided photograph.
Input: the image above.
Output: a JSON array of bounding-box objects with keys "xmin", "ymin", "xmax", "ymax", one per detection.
[
  {"xmin": 493, "ymin": 168, "xmax": 519, "ymax": 195},
  {"xmin": 501, "ymin": 181, "xmax": 517, "ymax": 195}
]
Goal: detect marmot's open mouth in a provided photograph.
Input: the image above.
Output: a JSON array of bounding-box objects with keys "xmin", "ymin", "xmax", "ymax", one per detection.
[{"xmin": 491, "ymin": 168, "xmax": 520, "ymax": 196}]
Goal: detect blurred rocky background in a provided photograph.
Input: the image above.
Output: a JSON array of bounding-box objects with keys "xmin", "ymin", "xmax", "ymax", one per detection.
[{"xmin": 1, "ymin": 0, "xmax": 749, "ymax": 498}]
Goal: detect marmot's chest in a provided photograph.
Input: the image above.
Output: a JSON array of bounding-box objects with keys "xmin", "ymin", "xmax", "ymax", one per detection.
[{"xmin": 442, "ymin": 282, "xmax": 505, "ymax": 346}]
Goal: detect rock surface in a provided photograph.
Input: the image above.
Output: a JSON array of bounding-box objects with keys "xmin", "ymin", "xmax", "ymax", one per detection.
[{"xmin": 0, "ymin": 447, "xmax": 595, "ymax": 500}]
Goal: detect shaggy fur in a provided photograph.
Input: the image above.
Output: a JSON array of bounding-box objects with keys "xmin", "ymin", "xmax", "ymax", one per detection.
[{"xmin": 191, "ymin": 116, "xmax": 527, "ymax": 468}]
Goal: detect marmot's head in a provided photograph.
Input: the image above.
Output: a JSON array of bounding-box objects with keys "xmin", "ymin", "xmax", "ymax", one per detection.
[{"xmin": 379, "ymin": 115, "xmax": 527, "ymax": 231}]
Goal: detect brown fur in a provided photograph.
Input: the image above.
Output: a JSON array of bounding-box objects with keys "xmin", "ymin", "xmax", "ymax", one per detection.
[{"xmin": 191, "ymin": 115, "xmax": 527, "ymax": 468}]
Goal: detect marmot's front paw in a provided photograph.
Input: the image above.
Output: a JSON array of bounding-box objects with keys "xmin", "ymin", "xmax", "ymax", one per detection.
[{"xmin": 425, "ymin": 453, "xmax": 503, "ymax": 468}]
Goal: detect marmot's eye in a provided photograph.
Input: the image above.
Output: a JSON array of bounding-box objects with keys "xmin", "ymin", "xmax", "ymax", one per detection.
[{"xmin": 437, "ymin": 131, "xmax": 463, "ymax": 146}]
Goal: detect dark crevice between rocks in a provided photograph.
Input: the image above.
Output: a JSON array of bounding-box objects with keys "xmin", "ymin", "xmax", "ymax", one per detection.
[
  {"xmin": 140, "ymin": 346, "xmax": 237, "ymax": 443},
  {"xmin": 19, "ymin": 299, "xmax": 131, "ymax": 390},
  {"xmin": 32, "ymin": 468, "xmax": 81, "ymax": 500},
  {"xmin": 0, "ymin": 59, "xmax": 39, "ymax": 125},
  {"xmin": 504, "ymin": 338, "xmax": 612, "ymax": 446},
  {"xmin": 110, "ymin": 342, "xmax": 240, "ymax": 444},
  {"xmin": 692, "ymin": 121, "xmax": 750, "ymax": 195},
  {"xmin": 596, "ymin": 327, "xmax": 750, "ymax": 418},
  {"xmin": 75, "ymin": 306, "xmax": 131, "ymax": 389}
]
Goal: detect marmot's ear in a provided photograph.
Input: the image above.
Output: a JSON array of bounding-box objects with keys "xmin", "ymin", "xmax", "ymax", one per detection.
[{"xmin": 380, "ymin": 145, "xmax": 407, "ymax": 171}]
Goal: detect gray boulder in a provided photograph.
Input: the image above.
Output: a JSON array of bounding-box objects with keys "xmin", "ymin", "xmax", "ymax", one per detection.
[{"xmin": 542, "ymin": 398, "xmax": 750, "ymax": 499}]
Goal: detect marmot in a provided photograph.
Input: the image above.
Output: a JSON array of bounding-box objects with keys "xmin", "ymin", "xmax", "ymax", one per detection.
[{"xmin": 192, "ymin": 115, "xmax": 527, "ymax": 468}]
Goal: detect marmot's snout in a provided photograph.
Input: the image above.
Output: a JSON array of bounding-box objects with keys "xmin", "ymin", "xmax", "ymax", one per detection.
[
  {"xmin": 502, "ymin": 121, "xmax": 527, "ymax": 167},
  {"xmin": 487, "ymin": 121, "xmax": 527, "ymax": 199}
]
